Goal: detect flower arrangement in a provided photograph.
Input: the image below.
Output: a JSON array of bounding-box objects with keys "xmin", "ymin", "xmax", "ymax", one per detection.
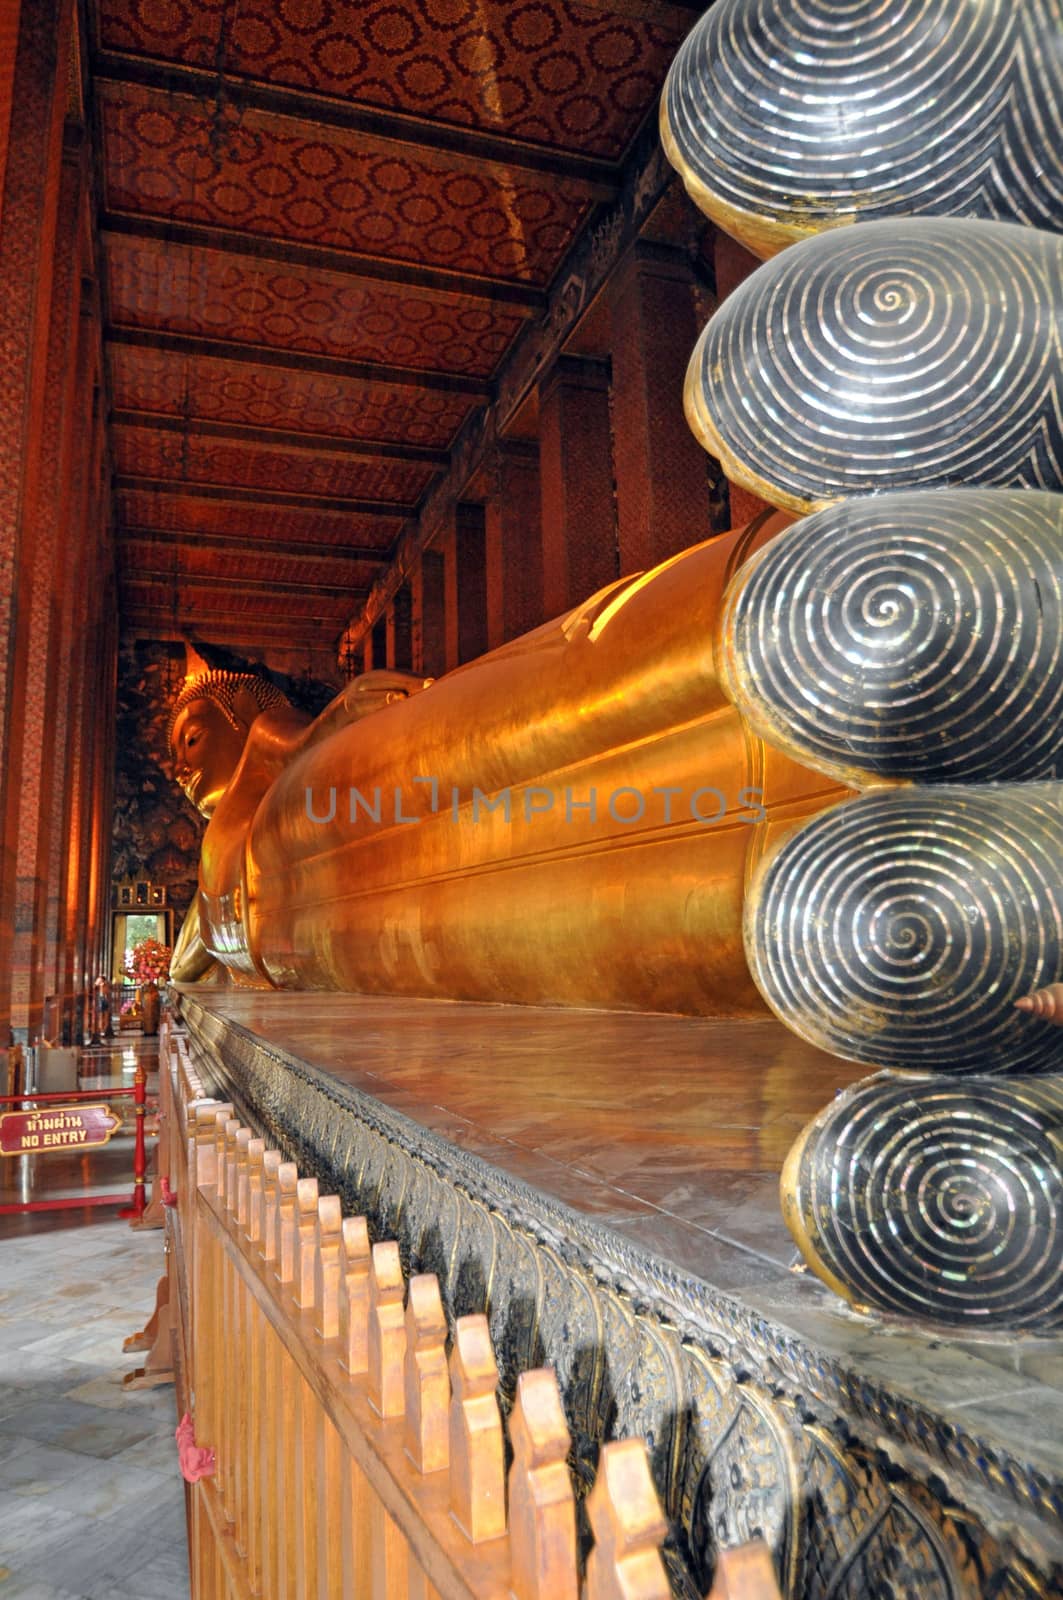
[{"xmin": 125, "ymin": 936, "xmax": 172, "ymax": 986}]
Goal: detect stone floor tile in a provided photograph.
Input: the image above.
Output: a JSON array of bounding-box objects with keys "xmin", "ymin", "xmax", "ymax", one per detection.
[
  {"xmin": 0, "ymin": 1204, "xmax": 186, "ymax": 1598},
  {"xmin": 0, "ymin": 1439, "xmax": 102, "ymax": 1494},
  {"xmin": 0, "ymin": 1574, "xmax": 84, "ymax": 1600},
  {"xmin": 86, "ymin": 1539, "xmax": 190, "ymax": 1600},
  {"xmin": 47, "ymin": 1457, "xmax": 173, "ymax": 1521},
  {"xmin": 2, "ymin": 1399, "xmax": 155, "ymax": 1461}
]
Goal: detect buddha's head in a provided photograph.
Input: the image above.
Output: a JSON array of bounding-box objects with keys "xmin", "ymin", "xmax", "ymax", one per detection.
[{"xmin": 168, "ymin": 670, "xmax": 291, "ymax": 816}]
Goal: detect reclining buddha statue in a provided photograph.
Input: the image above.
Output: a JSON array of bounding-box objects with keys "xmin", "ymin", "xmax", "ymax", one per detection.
[{"xmin": 168, "ymin": 510, "xmax": 845, "ymax": 1014}]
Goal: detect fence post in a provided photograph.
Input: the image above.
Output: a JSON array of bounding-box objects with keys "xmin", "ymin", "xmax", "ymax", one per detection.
[
  {"xmin": 314, "ymin": 1195, "xmax": 343, "ymax": 1341},
  {"xmin": 403, "ymin": 1273, "xmax": 449, "ymax": 1474},
  {"xmin": 295, "ymin": 1177, "xmax": 320, "ymax": 1309},
  {"xmin": 585, "ymin": 1439, "xmax": 669, "ymax": 1600},
  {"xmin": 708, "ymin": 1542, "xmax": 783, "ymax": 1600},
  {"xmin": 234, "ymin": 1127, "xmax": 252, "ymax": 1227},
  {"xmin": 508, "ymin": 1368, "xmax": 577, "ymax": 1600},
  {"xmin": 274, "ymin": 1162, "xmax": 299, "ymax": 1285},
  {"xmin": 449, "ymin": 1314, "xmax": 506, "ymax": 1545},
  {"xmin": 369, "ymin": 1241, "xmax": 407, "ymax": 1418},
  {"xmin": 260, "ymin": 1150, "xmax": 282, "ymax": 1264},
  {"xmin": 246, "ymin": 1137, "xmax": 266, "ymax": 1245},
  {"xmin": 340, "ymin": 1216, "xmax": 371, "ymax": 1375}
]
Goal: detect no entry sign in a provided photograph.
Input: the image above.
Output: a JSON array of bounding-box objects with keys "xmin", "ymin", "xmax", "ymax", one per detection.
[{"xmin": 0, "ymin": 1103, "xmax": 122, "ymax": 1157}]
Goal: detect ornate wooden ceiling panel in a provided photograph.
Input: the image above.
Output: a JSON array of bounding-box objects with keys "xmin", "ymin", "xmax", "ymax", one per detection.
[
  {"xmin": 117, "ymin": 488, "xmax": 403, "ymax": 551},
  {"xmin": 119, "ymin": 537, "xmax": 383, "ymax": 590},
  {"xmin": 93, "ymin": 0, "xmax": 690, "ymax": 651},
  {"xmin": 114, "ymin": 425, "xmax": 435, "ymax": 502},
  {"xmin": 106, "ymin": 235, "xmax": 524, "ymax": 376},
  {"xmin": 121, "ymin": 578, "xmax": 351, "ymax": 620},
  {"xmin": 110, "ymin": 345, "xmax": 478, "ymax": 447},
  {"xmin": 95, "ymin": 0, "xmax": 685, "ymax": 160},
  {"xmin": 99, "ymin": 83, "xmax": 591, "ymax": 284}
]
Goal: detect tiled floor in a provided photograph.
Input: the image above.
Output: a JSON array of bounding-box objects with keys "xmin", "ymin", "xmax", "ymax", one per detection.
[{"xmin": 0, "ymin": 1044, "xmax": 188, "ymax": 1599}]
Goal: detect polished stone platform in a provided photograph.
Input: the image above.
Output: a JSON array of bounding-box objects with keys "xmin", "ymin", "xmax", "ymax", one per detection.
[{"xmin": 176, "ymin": 988, "xmax": 1063, "ymax": 1599}]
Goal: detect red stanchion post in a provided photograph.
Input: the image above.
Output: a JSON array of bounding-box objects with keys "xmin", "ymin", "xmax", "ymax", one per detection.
[{"xmin": 120, "ymin": 1063, "xmax": 148, "ymax": 1222}]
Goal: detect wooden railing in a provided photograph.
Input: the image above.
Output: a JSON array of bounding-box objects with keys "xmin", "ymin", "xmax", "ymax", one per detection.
[{"xmin": 143, "ymin": 1017, "xmax": 781, "ymax": 1600}]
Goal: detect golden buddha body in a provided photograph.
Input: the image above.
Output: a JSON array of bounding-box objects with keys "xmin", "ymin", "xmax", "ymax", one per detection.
[{"xmin": 170, "ymin": 514, "xmax": 843, "ymax": 1015}]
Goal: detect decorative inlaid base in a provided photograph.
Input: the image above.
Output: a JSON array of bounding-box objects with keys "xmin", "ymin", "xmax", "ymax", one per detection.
[{"xmin": 175, "ymin": 990, "xmax": 1063, "ymax": 1600}]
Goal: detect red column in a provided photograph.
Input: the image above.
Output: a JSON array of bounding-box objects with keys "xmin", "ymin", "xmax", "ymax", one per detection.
[
  {"xmin": 57, "ymin": 347, "xmax": 107, "ymax": 1045},
  {"xmin": 63, "ymin": 434, "xmax": 108, "ymax": 1044},
  {"xmin": 10, "ymin": 131, "xmax": 87, "ymax": 1040},
  {"xmin": 366, "ymin": 614, "xmax": 387, "ymax": 672},
  {"xmin": 0, "ymin": 0, "xmax": 20, "ymax": 231},
  {"xmin": 386, "ymin": 584, "xmax": 412, "ymax": 671},
  {"xmin": 609, "ymin": 242, "xmax": 727, "ymax": 572},
  {"xmin": 456, "ymin": 504, "xmax": 487, "ymax": 666},
  {"xmin": 0, "ymin": 0, "xmax": 72, "ymax": 1043},
  {"xmin": 441, "ymin": 503, "xmax": 488, "ymax": 671},
  {"xmin": 43, "ymin": 295, "xmax": 96, "ymax": 1036},
  {"xmin": 484, "ymin": 442, "xmax": 542, "ymax": 649},
  {"xmin": 413, "ymin": 549, "xmax": 446, "ymax": 678},
  {"xmin": 537, "ymin": 356, "xmax": 617, "ymax": 620}
]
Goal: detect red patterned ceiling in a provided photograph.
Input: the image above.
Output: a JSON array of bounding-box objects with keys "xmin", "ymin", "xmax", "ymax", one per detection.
[
  {"xmin": 99, "ymin": 83, "xmax": 590, "ymax": 284},
  {"xmin": 118, "ymin": 488, "xmax": 403, "ymax": 550},
  {"xmin": 114, "ymin": 425, "xmax": 435, "ymax": 502},
  {"xmin": 96, "ymin": 0, "xmax": 684, "ymax": 160},
  {"xmin": 121, "ymin": 581, "xmax": 349, "ymax": 621},
  {"xmin": 92, "ymin": 0, "xmax": 691, "ymax": 645},
  {"xmin": 120, "ymin": 538, "xmax": 381, "ymax": 589},
  {"xmin": 110, "ymin": 345, "xmax": 477, "ymax": 447},
  {"xmin": 106, "ymin": 235, "xmax": 524, "ymax": 376},
  {"xmin": 115, "ymin": 486, "xmax": 398, "ymax": 550}
]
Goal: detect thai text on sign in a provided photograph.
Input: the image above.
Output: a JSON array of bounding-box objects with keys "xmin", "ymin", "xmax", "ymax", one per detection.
[{"xmin": 0, "ymin": 1104, "xmax": 121, "ymax": 1156}]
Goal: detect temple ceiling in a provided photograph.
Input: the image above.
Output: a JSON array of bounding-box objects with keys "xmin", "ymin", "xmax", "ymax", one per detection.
[{"xmin": 88, "ymin": 0, "xmax": 700, "ymax": 656}]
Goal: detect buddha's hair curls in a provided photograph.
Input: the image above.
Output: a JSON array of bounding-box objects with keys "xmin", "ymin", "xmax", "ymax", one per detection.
[{"xmin": 167, "ymin": 670, "xmax": 291, "ymax": 749}]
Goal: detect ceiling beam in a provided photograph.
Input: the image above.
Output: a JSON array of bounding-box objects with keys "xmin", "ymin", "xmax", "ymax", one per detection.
[
  {"xmin": 93, "ymin": 52, "xmax": 620, "ymax": 197},
  {"xmin": 112, "ymin": 412, "xmax": 452, "ymax": 467},
  {"xmin": 120, "ymin": 567, "xmax": 368, "ymax": 600},
  {"xmin": 122, "ymin": 613, "xmax": 347, "ymax": 649},
  {"xmin": 101, "ymin": 214, "xmax": 549, "ymax": 311},
  {"xmin": 107, "ymin": 325, "xmax": 493, "ymax": 398},
  {"xmin": 118, "ymin": 526, "xmax": 392, "ymax": 564},
  {"xmin": 122, "ymin": 599, "xmax": 344, "ymax": 627},
  {"xmin": 116, "ymin": 475, "xmax": 423, "ymax": 518}
]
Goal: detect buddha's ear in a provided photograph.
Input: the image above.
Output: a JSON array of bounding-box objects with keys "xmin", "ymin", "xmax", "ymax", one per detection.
[{"xmin": 231, "ymin": 684, "xmax": 266, "ymax": 730}]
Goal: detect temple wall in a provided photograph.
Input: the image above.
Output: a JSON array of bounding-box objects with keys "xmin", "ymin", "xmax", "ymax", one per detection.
[{"xmin": 0, "ymin": 0, "xmax": 116, "ymax": 1044}]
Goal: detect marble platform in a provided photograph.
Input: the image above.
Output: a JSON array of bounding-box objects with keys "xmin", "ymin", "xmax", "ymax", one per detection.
[{"xmin": 176, "ymin": 989, "xmax": 1063, "ymax": 1600}]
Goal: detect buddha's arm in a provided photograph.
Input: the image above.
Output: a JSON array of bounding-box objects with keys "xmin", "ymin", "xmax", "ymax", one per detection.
[
  {"xmin": 170, "ymin": 890, "xmax": 218, "ymax": 983},
  {"xmin": 293, "ymin": 669, "xmax": 433, "ymax": 756}
]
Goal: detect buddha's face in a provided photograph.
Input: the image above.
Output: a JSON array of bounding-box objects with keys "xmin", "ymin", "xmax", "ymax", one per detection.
[{"xmin": 170, "ymin": 697, "xmax": 250, "ymax": 816}]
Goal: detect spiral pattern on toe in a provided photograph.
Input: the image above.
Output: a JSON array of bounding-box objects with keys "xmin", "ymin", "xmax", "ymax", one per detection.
[
  {"xmin": 783, "ymin": 1075, "xmax": 1063, "ymax": 1330},
  {"xmin": 747, "ymin": 785, "xmax": 1063, "ymax": 1073},
  {"xmin": 720, "ymin": 489, "xmax": 1063, "ymax": 785},
  {"xmin": 661, "ymin": 0, "xmax": 1063, "ymax": 257},
  {"xmin": 685, "ymin": 220, "xmax": 1063, "ymax": 513}
]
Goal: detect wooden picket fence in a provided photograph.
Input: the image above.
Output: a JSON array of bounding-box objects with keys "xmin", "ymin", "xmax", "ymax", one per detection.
[{"xmin": 138, "ymin": 1016, "xmax": 781, "ymax": 1600}]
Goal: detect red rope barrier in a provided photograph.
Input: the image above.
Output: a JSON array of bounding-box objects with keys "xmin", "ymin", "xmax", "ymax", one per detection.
[{"xmin": 0, "ymin": 1067, "xmax": 157, "ymax": 1217}]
